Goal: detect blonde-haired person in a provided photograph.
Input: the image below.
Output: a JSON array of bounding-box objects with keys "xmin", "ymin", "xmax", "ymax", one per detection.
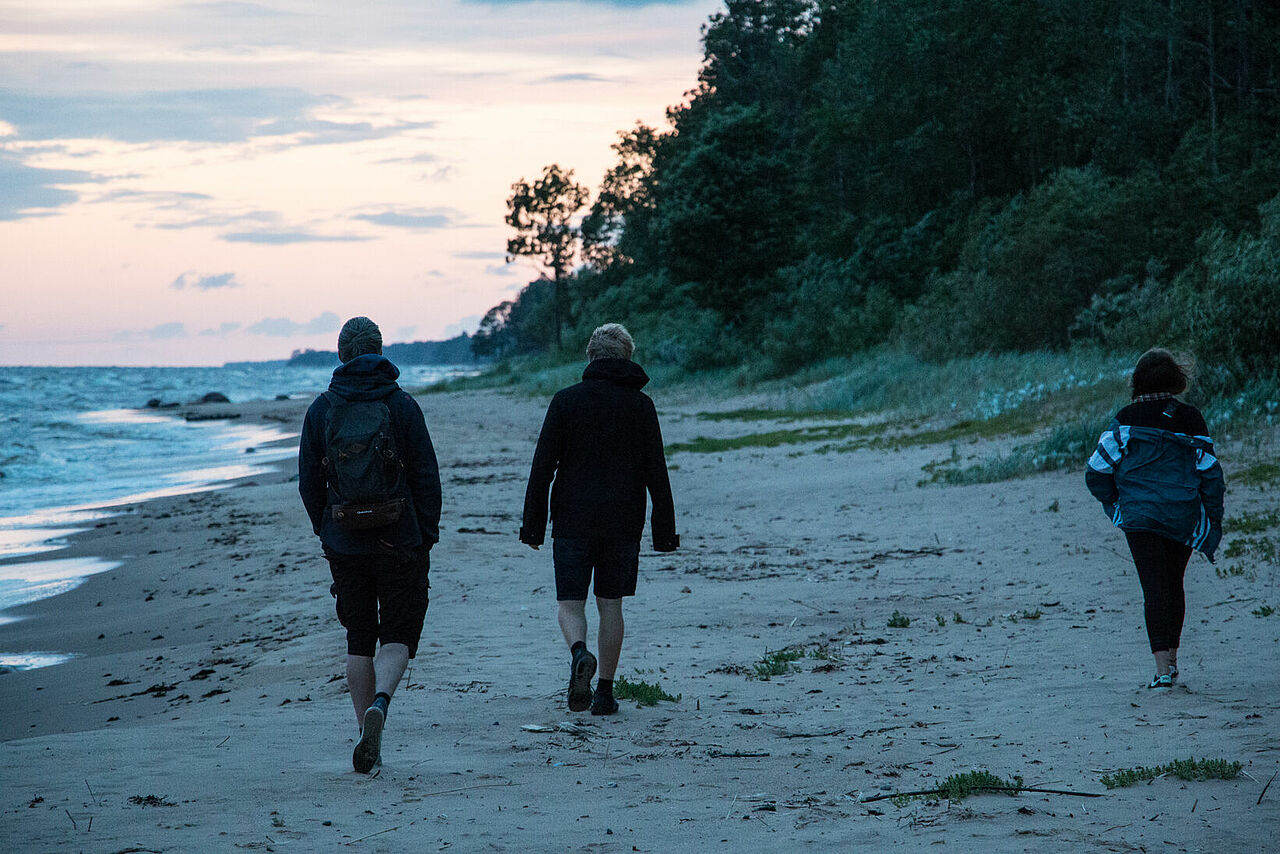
[
  {"xmin": 521, "ymin": 323, "xmax": 679, "ymax": 715},
  {"xmin": 1086, "ymin": 349, "xmax": 1225, "ymax": 689}
]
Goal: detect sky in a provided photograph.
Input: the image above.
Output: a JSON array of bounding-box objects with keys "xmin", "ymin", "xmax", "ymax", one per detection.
[{"xmin": 0, "ymin": 0, "xmax": 722, "ymax": 366}]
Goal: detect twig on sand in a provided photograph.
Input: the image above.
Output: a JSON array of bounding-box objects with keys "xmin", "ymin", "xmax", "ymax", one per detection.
[
  {"xmin": 710, "ymin": 749, "xmax": 770, "ymax": 758},
  {"xmin": 767, "ymin": 726, "xmax": 846, "ymax": 739},
  {"xmin": 64, "ymin": 809, "xmax": 77, "ymax": 831},
  {"xmin": 345, "ymin": 826, "xmax": 399, "ymax": 845},
  {"xmin": 1258, "ymin": 770, "xmax": 1278, "ymax": 805},
  {"xmin": 859, "ymin": 785, "xmax": 1104, "ymax": 803},
  {"xmin": 789, "ymin": 599, "xmax": 825, "ymax": 614},
  {"xmin": 419, "ymin": 781, "xmax": 515, "ymax": 798},
  {"xmin": 85, "ymin": 779, "xmax": 99, "ymax": 806}
]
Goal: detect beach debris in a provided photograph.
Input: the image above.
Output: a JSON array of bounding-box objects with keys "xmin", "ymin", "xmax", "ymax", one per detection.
[
  {"xmin": 521, "ymin": 721, "xmax": 594, "ymax": 737},
  {"xmin": 196, "ymin": 392, "xmax": 231, "ymax": 404},
  {"xmin": 709, "ymin": 749, "xmax": 770, "ymax": 758},
  {"xmin": 183, "ymin": 411, "xmax": 242, "ymax": 422},
  {"xmin": 127, "ymin": 794, "xmax": 177, "ymax": 807}
]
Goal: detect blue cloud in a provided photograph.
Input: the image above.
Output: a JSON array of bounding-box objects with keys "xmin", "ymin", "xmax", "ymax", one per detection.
[
  {"xmin": 198, "ymin": 322, "xmax": 242, "ymax": 336},
  {"xmin": 148, "ymin": 322, "xmax": 187, "ymax": 339},
  {"xmin": 538, "ymin": 73, "xmax": 613, "ymax": 84},
  {"xmin": 247, "ymin": 312, "xmax": 340, "ymax": 337},
  {"xmin": 0, "ymin": 89, "xmax": 432, "ymax": 146},
  {"xmin": 0, "ymin": 154, "xmax": 100, "ymax": 220},
  {"xmin": 171, "ymin": 271, "xmax": 240, "ymax": 290},
  {"xmin": 353, "ymin": 209, "xmax": 453, "ymax": 230},
  {"xmin": 222, "ymin": 230, "xmax": 371, "ymax": 244}
]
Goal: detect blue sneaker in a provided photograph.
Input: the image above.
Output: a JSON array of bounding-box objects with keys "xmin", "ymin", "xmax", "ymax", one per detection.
[{"xmin": 1148, "ymin": 674, "xmax": 1172, "ymax": 689}]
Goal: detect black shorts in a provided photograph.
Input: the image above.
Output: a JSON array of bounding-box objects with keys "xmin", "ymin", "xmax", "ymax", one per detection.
[
  {"xmin": 325, "ymin": 546, "xmax": 430, "ymax": 658},
  {"xmin": 553, "ymin": 537, "xmax": 640, "ymax": 600}
]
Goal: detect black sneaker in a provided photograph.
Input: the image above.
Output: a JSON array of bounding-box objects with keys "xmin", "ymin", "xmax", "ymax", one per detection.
[
  {"xmin": 353, "ymin": 705, "xmax": 384, "ymax": 773},
  {"xmin": 568, "ymin": 647, "xmax": 597, "ymax": 712},
  {"xmin": 590, "ymin": 690, "xmax": 619, "ymax": 716}
]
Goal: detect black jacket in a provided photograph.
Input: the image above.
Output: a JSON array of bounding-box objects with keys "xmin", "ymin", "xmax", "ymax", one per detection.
[
  {"xmin": 520, "ymin": 358, "xmax": 678, "ymax": 551},
  {"xmin": 298, "ymin": 354, "xmax": 441, "ymax": 555}
]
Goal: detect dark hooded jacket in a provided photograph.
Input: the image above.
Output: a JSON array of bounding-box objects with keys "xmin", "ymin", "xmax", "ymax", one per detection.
[
  {"xmin": 520, "ymin": 358, "xmax": 678, "ymax": 551},
  {"xmin": 298, "ymin": 354, "xmax": 441, "ymax": 555}
]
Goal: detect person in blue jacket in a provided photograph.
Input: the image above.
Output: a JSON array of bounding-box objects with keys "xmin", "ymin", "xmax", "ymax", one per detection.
[
  {"xmin": 299, "ymin": 317, "xmax": 441, "ymax": 771},
  {"xmin": 1086, "ymin": 349, "xmax": 1225, "ymax": 689}
]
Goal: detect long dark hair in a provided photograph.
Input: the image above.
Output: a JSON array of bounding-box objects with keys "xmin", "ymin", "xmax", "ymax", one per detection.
[{"xmin": 1131, "ymin": 348, "xmax": 1192, "ymax": 398}]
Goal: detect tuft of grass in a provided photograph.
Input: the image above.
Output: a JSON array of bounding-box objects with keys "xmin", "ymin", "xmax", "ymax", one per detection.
[
  {"xmin": 1234, "ymin": 461, "xmax": 1280, "ymax": 487},
  {"xmin": 1215, "ymin": 564, "xmax": 1257, "ymax": 581},
  {"xmin": 1100, "ymin": 758, "xmax": 1242, "ymax": 789},
  {"xmin": 935, "ymin": 613, "xmax": 947, "ymax": 627},
  {"xmin": 888, "ymin": 610, "xmax": 911, "ymax": 628},
  {"xmin": 752, "ymin": 648, "xmax": 804, "ymax": 680},
  {"xmin": 1226, "ymin": 508, "xmax": 1280, "ymax": 535},
  {"xmin": 613, "ymin": 675, "xmax": 681, "ymax": 706},
  {"xmin": 1019, "ymin": 609, "xmax": 1042, "ymax": 621},
  {"xmin": 952, "ymin": 612, "xmax": 967, "ymax": 624},
  {"xmin": 1223, "ymin": 535, "xmax": 1278, "ymax": 564},
  {"xmin": 1252, "ymin": 605, "xmax": 1276, "ymax": 617}
]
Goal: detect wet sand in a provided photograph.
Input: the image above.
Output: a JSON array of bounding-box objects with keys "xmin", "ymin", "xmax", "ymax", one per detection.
[{"xmin": 1, "ymin": 387, "xmax": 1276, "ymax": 851}]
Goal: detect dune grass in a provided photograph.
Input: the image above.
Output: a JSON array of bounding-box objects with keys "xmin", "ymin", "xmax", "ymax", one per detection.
[{"xmin": 1099, "ymin": 758, "xmax": 1242, "ymax": 789}]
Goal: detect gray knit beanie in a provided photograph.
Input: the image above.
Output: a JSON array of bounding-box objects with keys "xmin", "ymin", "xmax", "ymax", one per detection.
[{"xmin": 337, "ymin": 316, "xmax": 382, "ymax": 363}]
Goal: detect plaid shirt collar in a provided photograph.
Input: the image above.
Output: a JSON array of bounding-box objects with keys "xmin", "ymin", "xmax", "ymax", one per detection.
[{"xmin": 1132, "ymin": 392, "xmax": 1177, "ymax": 403}]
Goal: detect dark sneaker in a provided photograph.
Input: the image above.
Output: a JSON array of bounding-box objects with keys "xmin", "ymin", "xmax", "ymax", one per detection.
[
  {"xmin": 1147, "ymin": 674, "xmax": 1173, "ymax": 689},
  {"xmin": 568, "ymin": 647, "xmax": 597, "ymax": 712},
  {"xmin": 590, "ymin": 690, "xmax": 619, "ymax": 716},
  {"xmin": 353, "ymin": 705, "xmax": 384, "ymax": 773}
]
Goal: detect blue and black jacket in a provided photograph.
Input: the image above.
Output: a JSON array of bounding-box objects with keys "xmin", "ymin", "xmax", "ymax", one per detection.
[
  {"xmin": 1085, "ymin": 395, "xmax": 1225, "ymax": 560},
  {"xmin": 298, "ymin": 354, "xmax": 441, "ymax": 555}
]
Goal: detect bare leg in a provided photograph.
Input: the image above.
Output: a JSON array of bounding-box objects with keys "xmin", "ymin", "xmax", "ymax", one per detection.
[
  {"xmin": 374, "ymin": 642, "xmax": 410, "ymax": 698},
  {"xmin": 558, "ymin": 599, "xmax": 588, "ymax": 649},
  {"xmin": 595, "ymin": 596, "xmax": 624, "ymax": 680},
  {"xmin": 1153, "ymin": 649, "xmax": 1172, "ymax": 677},
  {"xmin": 1169, "ymin": 648, "xmax": 1178, "ymax": 670},
  {"xmin": 346, "ymin": 643, "xmax": 412, "ymax": 730},
  {"xmin": 346, "ymin": 654, "xmax": 375, "ymax": 729}
]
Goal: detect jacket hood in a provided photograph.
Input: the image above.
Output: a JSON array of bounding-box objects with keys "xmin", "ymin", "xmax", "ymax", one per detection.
[
  {"xmin": 328, "ymin": 353, "xmax": 401, "ymax": 400},
  {"xmin": 582, "ymin": 357, "xmax": 648, "ymax": 389}
]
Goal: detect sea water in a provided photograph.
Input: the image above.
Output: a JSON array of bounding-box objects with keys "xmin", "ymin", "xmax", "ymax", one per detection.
[{"xmin": 0, "ymin": 362, "xmax": 472, "ymax": 669}]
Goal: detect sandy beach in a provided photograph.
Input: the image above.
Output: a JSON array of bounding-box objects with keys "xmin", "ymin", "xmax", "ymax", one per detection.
[{"xmin": 1, "ymin": 386, "xmax": 1276, "ymax": 852}]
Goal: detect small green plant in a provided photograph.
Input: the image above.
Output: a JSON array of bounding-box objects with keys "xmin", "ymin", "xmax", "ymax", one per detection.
[
  {"xmin": 1100, "ymin": 758, "xmax": 1242, "ymax": 789},
  {"xmin": 1225, "ymin": 508, "xmax": 1280, "ymax": 535},
  {"xmin": 1235, "ymin": 461, "xmax": 1280, "ymax": 486},
  {"xmin": 952, "ymin": 612, "xmax": 967, "ymax": 624},
  {"xmin": 1019, "ymin": 609, "xmax": 1042, "ymax": 621},
  {"xmin": 935, "ymin": 613, "xmax": 947, "ymax": 627},
  {"xmin": 752, "ymin": 647, "xmax": 804, "ymax": 680},
  {"xmin": 807, "ymin": 644, "xmax": 841, "ymax": 661},
  {"xmin": 1215, "ymin": 563, "xmax": 1255, "ymax": 580},
  {"xmin": 1224, "ymin": 535, "xmax": 1278, "ymax": 564},
  {"xmin": 888, "ymin": 611, "xmax": 911, "ymax": 628},
  {"xmin": 613, "ymin": 675, "xmax": 681, "ymax": 706},
  {"xmin": 1252, "ymin": 605, "xmax": 1276, "ymax": 617}
]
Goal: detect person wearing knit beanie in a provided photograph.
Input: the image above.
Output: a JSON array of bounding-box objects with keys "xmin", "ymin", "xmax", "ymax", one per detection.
[{"xmin": 337, "ymin": 316, "xmax": 383, "ymax": 363}]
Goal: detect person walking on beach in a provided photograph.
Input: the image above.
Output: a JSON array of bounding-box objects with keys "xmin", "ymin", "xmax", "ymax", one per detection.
[
  {"xmin": 299, "ymin": 317, "xmax": 441, "ymax": 772},
  {"xmin": 1086, "ymin": 348, "xmax": 1225, "ymax": 689},
  {"xmin": 520, "ymin": 323, "xmax": 679, "ymax": 715}
]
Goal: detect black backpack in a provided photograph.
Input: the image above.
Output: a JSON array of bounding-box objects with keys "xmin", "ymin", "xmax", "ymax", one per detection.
[{"xmin": 321, "ymin": 391, "xmax": 407, "ymax": 530}]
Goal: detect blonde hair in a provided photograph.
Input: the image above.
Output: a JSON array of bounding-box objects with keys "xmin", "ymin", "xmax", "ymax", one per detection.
[{"xmin": 586, "ymin": 323, "xmax": 634, "ymax": 361}]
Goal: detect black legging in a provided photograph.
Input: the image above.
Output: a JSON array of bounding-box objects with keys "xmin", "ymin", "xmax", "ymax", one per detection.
[{"xmin": 1125, "ymin": 531, "xmax": 1193, "ymax": 653}]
